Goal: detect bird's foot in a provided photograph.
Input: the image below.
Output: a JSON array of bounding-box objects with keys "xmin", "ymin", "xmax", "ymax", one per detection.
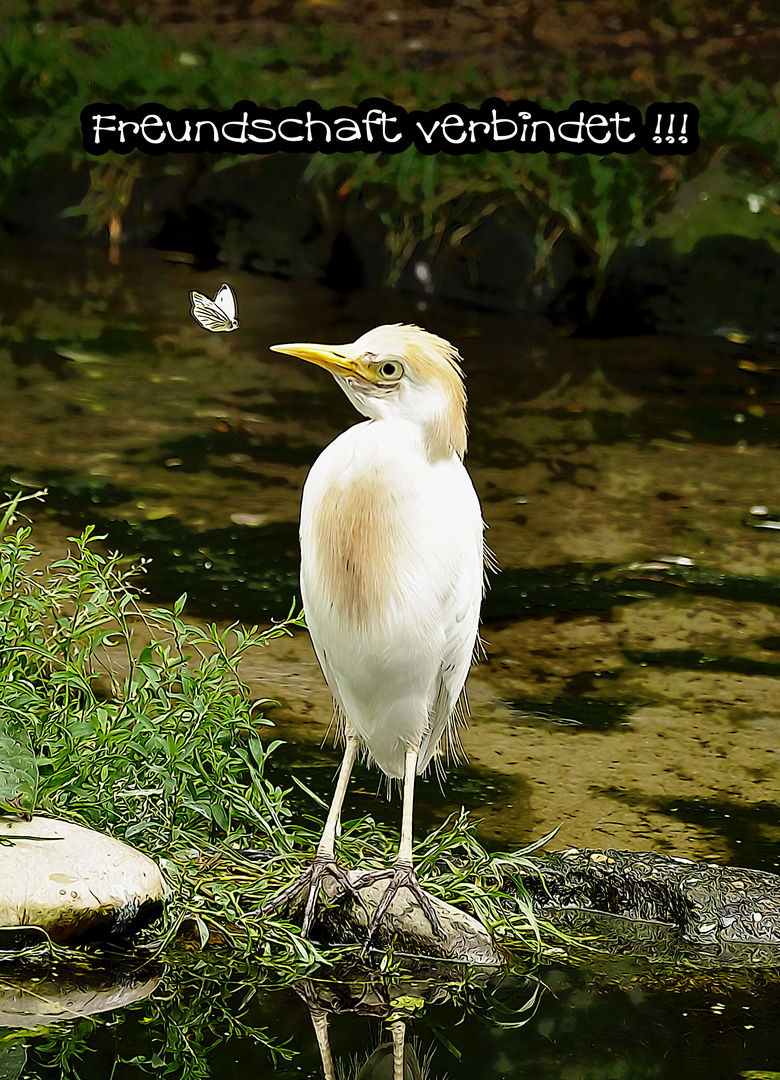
[
  {"xmin": 263, "ymin": 854, "xmax": 366, "ymax": 937},
  {"xmin": 353, "ymin": 860, "xmax": 443, "ymax": 953}
]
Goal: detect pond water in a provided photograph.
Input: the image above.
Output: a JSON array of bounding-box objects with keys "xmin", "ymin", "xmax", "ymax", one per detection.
[
  {"xmin": 2, "ymin": 952, "xmax": 780, "ymax": 1078},
  {"xmin": 1, "ymin": 236, "xmax": 779, "ymax": 1077}
]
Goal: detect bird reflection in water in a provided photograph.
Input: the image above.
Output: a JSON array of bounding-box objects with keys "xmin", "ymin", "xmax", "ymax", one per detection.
[
  {"xmin": 298, "ymin": 977, "xmax": 439, "ymax": 1080},
  {"xmin": 311, "ymin": 1011, "xmax": 426, "ymax": 1080}
]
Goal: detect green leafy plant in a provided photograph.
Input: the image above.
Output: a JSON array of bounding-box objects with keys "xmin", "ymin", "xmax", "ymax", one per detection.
[
  {"xmin": 0, "ymin": 493, "xmax": 299, "ymax": 849},
  {"xmin": 0, "ymin": 491, "xmax": 550, "ymax": 966},
  {"xmin": 2, "ymin": 3, "xmax": 778, "ymax": 321}
]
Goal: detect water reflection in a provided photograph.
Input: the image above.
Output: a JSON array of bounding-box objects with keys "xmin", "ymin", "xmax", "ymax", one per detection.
[
  {"xmin": 295, "ymin": 968, "xmax": 519, "ymax": 1080},
  {"xmin": 0, "ymin": 953, "xmax": 779, "ymax": 1079},
  {"xmin": 0, "ymin": 956, "xmax": 160, "ymax": 1029}
]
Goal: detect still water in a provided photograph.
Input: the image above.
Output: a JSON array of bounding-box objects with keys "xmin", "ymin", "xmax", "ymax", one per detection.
[
  {"xmin": 1, "ymin": 237, "xmax": 779, "ymax": 1077},
  {"xmin": 4, "ymin": 954, "xmax": 780, "ymax": 1079}
]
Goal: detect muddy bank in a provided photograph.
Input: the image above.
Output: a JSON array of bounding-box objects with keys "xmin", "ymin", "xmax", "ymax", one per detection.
[{"xmin": 3, "ymin": 1, "xmax": 779, "ymax": 336}]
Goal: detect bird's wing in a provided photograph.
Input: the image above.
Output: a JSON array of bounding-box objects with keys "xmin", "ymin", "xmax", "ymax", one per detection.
[
  {"xmin": 419, "ymin": 674, "xmax": 469, "ymax": 778},
  {"xmin": 417, "ymin": 539, "xmax": 485, "ymax": 776}
]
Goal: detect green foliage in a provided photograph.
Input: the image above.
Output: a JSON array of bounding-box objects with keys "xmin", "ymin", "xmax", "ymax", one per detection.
[
  {"xmin": 12, "ymin": 954, "xmax": 299, "ymax": 1078},
  {"xmin": 0, "ymin": 494, "xmax": 298, "ymax": 852},
  {"xmin": 0, "ymin": 492, "xmax": 550, "ymax": 967},
  {"xmin": 0, "ymin": 718, "xmax": 38, "ymax": 819},
  {"xmin": 305, "ymin": 144, "xmax": 663, "ymax": 311},
  {"xmin": 0, "ymin": 490, "xmax": 311, "ymax": 960},
  {"xmin": 2, "ymin": 3, "xmax": 778, "ymax": 317}
]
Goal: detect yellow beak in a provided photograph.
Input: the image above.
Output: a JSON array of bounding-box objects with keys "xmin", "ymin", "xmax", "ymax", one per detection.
[{"xmin": 270, "ymin": 342, "xmax": 364, "ymax": 380}]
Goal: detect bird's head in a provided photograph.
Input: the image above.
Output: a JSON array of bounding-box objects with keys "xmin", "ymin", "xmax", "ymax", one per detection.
[{"xmin": 271, "ymin": 324, "xmax": 467, "ymax": 461}]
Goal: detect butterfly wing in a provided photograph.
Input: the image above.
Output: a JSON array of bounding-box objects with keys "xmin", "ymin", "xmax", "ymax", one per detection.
[
  {"xmin": 190, "ymin": 290, "xmax": 232, "ymax": 333},
  {"xmin": 214, "ymin": 284, "xmax": 237, "ymax": 325}
]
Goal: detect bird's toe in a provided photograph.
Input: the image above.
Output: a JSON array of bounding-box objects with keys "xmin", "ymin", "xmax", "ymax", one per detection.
[
  {"xmin": 359, "ymin": 861, "xmax": 443, "ymax": 954},
  {"xmin": 263, "ymin": 854, "xmax": 361, "ymax": 937}
]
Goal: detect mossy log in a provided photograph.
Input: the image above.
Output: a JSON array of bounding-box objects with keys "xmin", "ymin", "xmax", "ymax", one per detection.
[{"xmin": 518, "ymin": 848, "xmax": 780, "ymax": 947}]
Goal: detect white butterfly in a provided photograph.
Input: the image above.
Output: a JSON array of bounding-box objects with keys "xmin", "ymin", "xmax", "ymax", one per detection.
[{"xmin": 190, "ymin": 283, "xmax": 239, "ymax": 333}]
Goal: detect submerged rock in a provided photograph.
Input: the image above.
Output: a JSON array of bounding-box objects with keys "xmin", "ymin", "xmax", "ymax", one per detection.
[
  {"xmin": 0, "ymin": 816, "xmax": 166, "ymax": 945},
  {"xmin": 519, "ymin": 848, "xmax": 780, "ymax": 948}
]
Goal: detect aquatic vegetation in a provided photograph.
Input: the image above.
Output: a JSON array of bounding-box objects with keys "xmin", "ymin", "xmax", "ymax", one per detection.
[{"xmin": 0, "ymin": 492, "xmax": 545, "ymax": 967}]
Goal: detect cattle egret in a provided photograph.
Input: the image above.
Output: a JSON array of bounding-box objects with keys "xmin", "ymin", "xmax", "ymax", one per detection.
[{"xmin": 265, "ymin": 323, "xmax": 487, "ymax": 944}]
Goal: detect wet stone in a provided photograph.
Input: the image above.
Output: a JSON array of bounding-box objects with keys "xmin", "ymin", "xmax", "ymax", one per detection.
[{"xmin": 516, "ymin": 848, "xmax": 780, "ymax": 949}]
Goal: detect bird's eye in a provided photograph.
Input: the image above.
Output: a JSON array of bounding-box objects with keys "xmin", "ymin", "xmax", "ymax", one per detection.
[{"xmin": 377, "ymin": 360, "xmax": 404, "ymax": 382}]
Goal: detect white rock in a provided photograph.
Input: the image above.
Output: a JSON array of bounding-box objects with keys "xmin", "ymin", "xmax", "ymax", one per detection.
[{"xmin": 0, "ymin": 816, "xmax": 166, "ymax": 944}]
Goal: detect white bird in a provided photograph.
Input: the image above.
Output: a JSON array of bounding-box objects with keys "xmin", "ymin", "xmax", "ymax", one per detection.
[{"xmin": 265, "ymin": 323, "xmax": 487, "ymax": 943}]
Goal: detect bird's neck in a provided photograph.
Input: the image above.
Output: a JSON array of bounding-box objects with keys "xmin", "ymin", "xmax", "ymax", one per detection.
[
  {"xmin": 367, "ymin": 400, "xmax": 466, "ymax": 465},
  {"xmin": 422, "ymin": 405, "xmax": 467, "ymax": 463},
  {"xmin": 367, "ymin": 411, "xmax": 466, "ymax": 465}
]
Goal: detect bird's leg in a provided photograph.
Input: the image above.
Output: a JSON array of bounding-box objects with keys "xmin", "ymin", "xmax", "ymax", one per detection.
[
  {"xmin": 309, "ymin": 1009, "xmax": 335, "ymax": 1080},
  {"xmin": 391, "ymin": 1020, "xmax": 406, "ymax": 1080},
  {"xmin": 355, "ymin": 745, "xmax": 444, "ymax": 949},
  {"xmin": 263, "ymin": 728, "xmax": 362, "ymax": 935}
]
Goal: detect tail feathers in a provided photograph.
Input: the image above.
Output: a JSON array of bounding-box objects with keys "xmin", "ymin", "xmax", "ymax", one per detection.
[{"xmin": 417, "ymin": 678, "xmax": 469, "ymax": 778}]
